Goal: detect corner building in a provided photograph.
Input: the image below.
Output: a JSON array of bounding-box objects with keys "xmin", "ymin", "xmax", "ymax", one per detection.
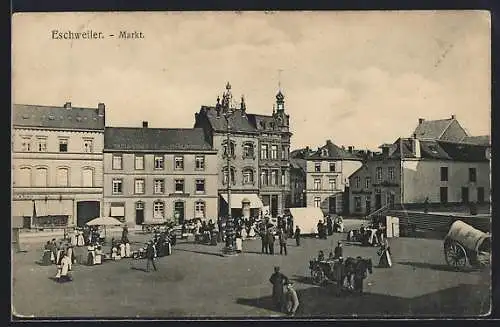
[{"xmin": 103, "ymin": 123, "xmax": 218, "ymax": 226}]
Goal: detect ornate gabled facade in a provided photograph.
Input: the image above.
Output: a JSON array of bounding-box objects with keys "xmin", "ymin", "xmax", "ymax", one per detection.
[{"xmin": 194, "ymin": 82, "xmax": 292, "ymax": 218}]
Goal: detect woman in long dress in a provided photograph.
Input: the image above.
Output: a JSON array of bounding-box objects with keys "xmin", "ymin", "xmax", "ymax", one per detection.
[
  {"xmin": 87, "ymin": 243, "xmax": 95, "ymax": 265},
  {"xmin": 119, "ymin": 242, "xmax": 126, "ymax": 258},
  {"xmin": 125, "ymin": 242, "xmax": 131, "ymax": 258},
  {"xmin": 59, "ymin": 253, "xmax": 72, "ymax": 283},
  {"xmin": 378, "ymin": 238, "xmax": 392, "ymax": 268},
  {"xmin": 77, "ymin": 231, "xmax": 85, "ymax": 246}
]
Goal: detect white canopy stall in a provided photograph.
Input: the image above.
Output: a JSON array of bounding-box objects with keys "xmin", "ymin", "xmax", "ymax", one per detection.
[{"xmin": 289, "ymin": 207, "xmax": 324, "ymax": 235}]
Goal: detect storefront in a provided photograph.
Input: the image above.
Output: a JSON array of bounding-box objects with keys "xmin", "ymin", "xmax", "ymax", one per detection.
[{"xmin": 220, "ymin": 193, "xmax": 263, "ymax": 218}]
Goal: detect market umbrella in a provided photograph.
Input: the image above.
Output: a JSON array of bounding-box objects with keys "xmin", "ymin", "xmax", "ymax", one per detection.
[{"xmin": 86, "ymin": 217, "xmax": 123, "ymax": 238}]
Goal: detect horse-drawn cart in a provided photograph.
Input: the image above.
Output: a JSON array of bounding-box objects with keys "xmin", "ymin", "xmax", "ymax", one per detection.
[
  {"xmin": 443, "ymin": 220, "xmax": 491, "ymax": 270},
  {"xmin": 309, "ymin": 259, "xmax": 344, "ymax": 286}
]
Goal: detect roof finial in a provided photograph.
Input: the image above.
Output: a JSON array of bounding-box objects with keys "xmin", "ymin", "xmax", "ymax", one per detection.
[{"xmin": 226, "ymin": 82, "xmax": 231, "ymax": 90}]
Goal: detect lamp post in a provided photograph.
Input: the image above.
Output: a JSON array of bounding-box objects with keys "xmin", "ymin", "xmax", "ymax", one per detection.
[{"xmin": 222, "ymin": 110, "xmax": 237, "ymax": 255}]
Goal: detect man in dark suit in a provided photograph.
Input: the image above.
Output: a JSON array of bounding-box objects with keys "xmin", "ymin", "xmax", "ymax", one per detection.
[
  {"xmin": 279, "ymin": 228, "xmax": 288, "ymax": 256},
  {"xmin": 261, "ymin": 226, "xmax": 269, "ymax": 254},
  {"xmin": 145, "ymin": 241, "xmax": 157, "ymax": 272}
]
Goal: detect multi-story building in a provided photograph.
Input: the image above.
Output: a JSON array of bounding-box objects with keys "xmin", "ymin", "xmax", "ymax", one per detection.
[
  {"xmin": 348, "ymin": 117, "xmax": 491, "ymax": 215},
  {"xmin": 194, "ymin": 82, "xmax": 292, "ymax": 218},
  {"xmin": 289, "ymin": 148, "xmax": 311, "ymax": 207},
  {"xmin": 305, "ymin": 140, "xmax": 363, "ymax": 215},
  {"xmin": 103, "ymin": 123, "xmax": 218, "ymax": 226},
  {"xmin": 12, "ymin": 102, "xmax": 105, "ymax": 228}
]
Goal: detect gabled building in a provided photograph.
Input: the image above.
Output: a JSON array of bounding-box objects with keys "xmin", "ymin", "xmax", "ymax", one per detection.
[
  {"xmin": 413, "ymin": 115, "xmax": 468, "ymax": 142},
  {"xmin": 305, "ymin": 140, "xmax": 363, "ymax": 215},
  {"xmin": 194, "ymin": 82, "xmax": 292, "ymax": 218},
  {"xmin": 289, "ymin": 148, "xmax": 311, "ymax": 208},
  {"xmin": 12, "ymin": 102, "xmax": 105, "ymax": 228},
  {"xmin": 348, "ymin": 135, "xmax": 491, "ymax": 215},
  {"xmin": 103, "ymin": 123, "xmax": 218, "ymax": 226}
]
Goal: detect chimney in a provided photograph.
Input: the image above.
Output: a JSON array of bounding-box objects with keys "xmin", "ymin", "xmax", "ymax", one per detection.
[
  {"xmin": 418, "ymin": 118, "xmax": 424, "ymax": 124},
  {"xmin": 411, "ymin": 135, "xmax": 421, "ymax": 158},
  {"xmin": 348, "ymin": 146, "xmax": 354, "ymax": 153},
  {"xmin": 64, "ymin": 102, "xmax": 72, "ymax": 109},
  {"xmin": 451, "ymin": 114, "xmax": 456, "ymax": 119},
  {"xmin": 382, "ymin": 147, "xmax": 389, "ymax": 156},
  {"xmin": 142, "ymin": 121, "xmax": 148, "ymax": 128},
  {"xmin": 97, "ymin": 103, "xmax": 105, "ymax": 117}
]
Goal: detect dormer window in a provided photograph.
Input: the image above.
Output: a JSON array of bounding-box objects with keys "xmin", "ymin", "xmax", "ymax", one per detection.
[{"xmin": 321, "ymin": 148, "xmax": 328, "ymax": 157}]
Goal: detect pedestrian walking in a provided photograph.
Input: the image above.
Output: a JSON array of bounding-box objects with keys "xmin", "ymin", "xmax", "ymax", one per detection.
[
  {"xmin": 334, "ymin": 241, "xmax": 343, "ymax": 259},
  {"xmin": 294, "ymin": 226, "xmax": 301, "ymax": 246},
  {"xmin": 269, "ymin": 266, "xmax": 289, "ymax": 311},
  {"xmin": 268, "ymin": 228, "xmax": 275, "ymax": 255},
  {"xmin": 261, "ymin": 227, "xmax": 269, "ymax": 254},
  {"xmin": 279, "ymin": 228, "xmax": 288, "ymax": 256},
  {"xmin": 284, "ymin": 281, "xmax": 299, "ymax": 316},
  {"xmin": 145, "ymin": 241, "xmax": 157, "ymax": 272}
]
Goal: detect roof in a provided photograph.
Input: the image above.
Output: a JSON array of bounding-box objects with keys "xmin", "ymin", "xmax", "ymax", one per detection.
[
  {"xmin": 104, "ymin": 127, "xmax": 214, "ymax": 151},
  {"xmin": 290, "ymin": 158, "xmax": 307, "ymax": 172},
  {"xmin": 246, "ymin": 114, "xmax": 278, "ymax": 131},
  {"xmin": 461, "ymin": 135, "xmax": 490, "ymax": 146},
  {"xmin": 412, "ymin": 118, "xmax": 454, "ymax": 140},
  {"xmin": 307, "ymin": 140, "xmax": 362, "ymax": 161},
  {"xmin": 13, "ymin": 103, "xmax": 105, "ymax": 131},
  {"xmin": 199, "ymin": 106, "xmax": 258, "ymax": 133}
]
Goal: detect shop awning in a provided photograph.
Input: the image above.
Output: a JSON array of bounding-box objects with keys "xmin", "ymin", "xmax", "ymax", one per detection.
[
  {"xmin": 12, "ymin": 200, "xmax": 34, "ymax": 217},
  {"xmin": 220, "ymin": 193, "xmax": 264, "ymax": 209}
]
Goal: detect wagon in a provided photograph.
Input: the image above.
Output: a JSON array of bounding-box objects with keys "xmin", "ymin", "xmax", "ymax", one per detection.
[
  {"xmin": 443, "ymin": 220, "xmax": 491, "ymax": 270},
  {"xmin": 309, "ymin": 259, "xmax": 344, "ymax": 286}
]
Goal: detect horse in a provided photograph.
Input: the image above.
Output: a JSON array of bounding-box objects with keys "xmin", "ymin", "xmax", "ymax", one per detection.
[{"xmin": 343, "ymin": 256, "xmax": 373, "ymax": 293}]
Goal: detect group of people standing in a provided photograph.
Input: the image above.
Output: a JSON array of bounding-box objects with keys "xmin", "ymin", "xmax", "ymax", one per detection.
[
  {"xmin": 269, "ymin": 266, "xmax": 300, "ymax": 316},
  {"xmin": 317, "ymin": 216, "xmax": 344, "ymax": 239},
  {"xmin": 41, "ymin": 238, "xmax": 75, "ymax": 283}
]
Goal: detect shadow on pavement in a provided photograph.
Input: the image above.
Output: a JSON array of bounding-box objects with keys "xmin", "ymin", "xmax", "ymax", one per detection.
[
  {"xmin": 174, "ymin": 248, "xmax": 225, "ymax": 258},
  {"xmin": 236, "ymin": 283, "xmax": 490, "ymax": 317},
  {"xmin": 291, "ymin": 274, "xmax": 316, "ymax": 287},
  {"xmin": 130, "ymin": 266, "xmax": 148, "ymax": 272},
  {"xmin": 397, "ymin": 261, "xmax": 463, "ymax": 272}
]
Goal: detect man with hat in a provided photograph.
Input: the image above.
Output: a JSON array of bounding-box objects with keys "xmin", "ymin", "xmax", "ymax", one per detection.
[
  {"xmin": 284, "ymin": 281, "xmax": 299, "ymax": 316},
  {"xmin": 269, "ymin": 266, "xmax": 289, "ymax": 311},
  {"xmin": 145, "ymin": 240, "xmax": 157, "ymax": 272},
  {"xmin": 334, "ymin": 241, "xmax": 343, "ymax": 259}
]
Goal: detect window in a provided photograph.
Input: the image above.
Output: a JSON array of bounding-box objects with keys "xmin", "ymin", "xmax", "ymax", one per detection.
[
  {"xmin": 21, "ymin": 137, "xmax": 32, "ymax": 151},
  {"xmin": 174, "ymin": 156, "xmax": 184, "ymax": 170},
  {"xmin": 175, "ymin": 179, "xmax": 185, "ymax": 193},
  {"xmin": 271, "ymin": 170, "xmax": 279, "ymax": 185},
  {"xmin": 314, "ymin": 178, "xmax": 321, "ymax": 190},
  {"xmin": 154, "ymin": 179, "xmax": 165, "ymax": 194},
  {"xmin": 223, "ymin": 141, "xmax": 235, "ymax": 157},
  {"xmin": 281, "ymin": 170, "xmax": 286, "ymax": 186},
  {"xmin": 223, "ymin": 167, "xmax": 236, "ymax": 185},
  {"xmin": 314, "ymin": 162, "xmax": 321, "ymax": 172},
  {"xmin": 355, "ymin": 176, "xmax": 360, "ymax": 188},
  {"xmin": 83, "ymin": 139, "xmax": 93, "ymax": 153},
  {"xmin": 195, "ymin": 179, "xmax": 205, "ymax": 193},
  {"xmin": 153, "ymin": 201, "xmax": 165, "ymax": 219},
  {"xmin": 135, "ymin": 155, "xmax": 144, "ymax": 170},
  {"xmin": 59, "ymin": 139, "xmax": 68, "ymax": 152},
  {"xmin": 243, "ymin": 143, "xmax": 254, "ymax": 158},
  {"xmin": 440, "ymin": 187, "xmax": 448, "ymax": 204},
  {"xmin": 271, "ymin": 145, "xmax": 278, "ymax": 159},
  {"xmin": 112, "ymin": 179, "xmax": 123, "ymax": 194},
  {"xmin": 57, "ymin": 167, "xmax": 69, "ymax": 187},
  {"xmin": 388, "ymin": 167, "xmax": 395, "ymax": 181},
  {"xmin": 34, "ymin": 167, "xmax": 48, "ymax": 187},
  {"xmin": 82, "ymin": 168, "xmax": 93, "ymax": 187},
  {"xmin": 194, "ymin": 201, "xmax": 206, "ymax": 219},
  {"xmin": 260, "ymin": 170, "xmax": 268, "ymax": 186},
  {"xmin": 354, "ymin": 196, "xmax": 362, "ymax": 212},
  {"xmin": 376, "ymin": 167, "xmax": 382, "ymax": 182},
  {"xmin": 365, "ymin": 177, "xmax": 371, "ymax": 189},
  {"xmin": 195, "ymin": 155, "xmax": 205, "ymax": 170},
  {"xmin": 281, "ymin": 146, "xmax": 288, "ymax": 160},
  {"xmin": 321, "ymin": 148, "xmax": 328, "ymax": 157},
  {"xmin": 314, "ymin": 197, "xmax": 321, "ymax": 208},
  {"xmin": 134, "ymin": 179, "xmax": 145, "ymax": 194},
  {"xmin": 154, "ymin": 155, "xmax": 164, "ymax": 170},
  {"xmin": 329, "ymin": 178, "xmax": 337, "ymax": 191},
  {"xmin": 37, "ymin": 137, "xmax": 47, "ymax": 152},
  {"xmin": 329, "ymin": 162, "xmax": 336, "ymax": 172},
  {"xmin": 243, "ymin": 169, "xmax": 254, "ymax": 184},
  {"xmin": 261, "ymin": 144, "xmax": 269, "ymax": 159},
  {"xmin": 19, "ymin": 167, "xmax": 31, "ymax": 186},
  {"xmin": 112, "ymin": 154, "xmax": 123, "ymax": 170},
  {"xmin": 469, "ymin": 168, "xmax": 477, "ymax": 182},
  {"xmin": 440, "ymin": 167, "xmax": 448, "ymax": 182}
]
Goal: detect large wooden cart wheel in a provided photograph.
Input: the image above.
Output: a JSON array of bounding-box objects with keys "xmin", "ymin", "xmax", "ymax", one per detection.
[
  {"xmin": 312, "ymin": 268, "xmax": 325, "ymax": 285},
  {"xmin": 444, "ymin": 241, "xmax": 468, "ymax": 269}
]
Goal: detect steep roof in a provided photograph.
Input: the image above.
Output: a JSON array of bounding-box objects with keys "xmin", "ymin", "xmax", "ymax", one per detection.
[
  {"xmin": 307, "ymin": 140, "xmax": 361, "ymax": 161},
  {"xmin": 290, "ymin": 157, "xmax": 307, "ymax": 173},
  {"xmin": 412, "ymin": 118, "xmax": 454, "ymax": 140},
  {"xmin": 199, "ymin": 106, "xmax": 258, "ymax": 133},
  {"xmin": 104, "ymin": 127, "xmax": 213, "ymax": 152},
  {"xmin": 436, "ymin": 140, "xmax": 488, "ymax": 162},
  {"xmin": 13, "ymin": 103, "xmax": 105, "ymax": 131},
  {"xmin": 246, "ymin": 113, "xmax": 277, "ymax": 131},
  {"xmin": 461, "ymin": 135, "xmax": 490, "ymax": 146}
]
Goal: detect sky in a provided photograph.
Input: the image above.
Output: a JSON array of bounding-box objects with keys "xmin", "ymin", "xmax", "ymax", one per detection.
[{"xmin": 12, "ymin": 11, "xmax": 491, "ymax": 151}]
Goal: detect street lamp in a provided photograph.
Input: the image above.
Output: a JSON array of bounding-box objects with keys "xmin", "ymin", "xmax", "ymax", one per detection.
[{"xmin": 222, "ymin": 110, "xmax": 237, "ymax": 255}]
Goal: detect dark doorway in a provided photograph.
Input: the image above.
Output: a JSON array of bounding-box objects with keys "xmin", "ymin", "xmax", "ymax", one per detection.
[
  {"xmin": 174, "ymin": 201, "xmax": 185, "ymax": 224},
  {"xmin": 365, "ymin": 199, "xmax": 371, "ymax": 215},
  {"xmin": 461, "ymin": 187, "xmax": 469, "ymax": 204},
  {"xmin": 440, "ymin": 187, "xmax": 448, "ymax": 204},
  {"xmin": 477, "ymin": 187, "xmax": 485, "ymax": 203},
  {"xmin": 270, "ymin": 195, "xmax": 278, "ymax": 218},
  {"xmin": 135, "ymin": 202, "xmax": 144, "ymax": 225},
  {"xmin": 375, "ymin": 194, "xmax": 382, "ymax": 210},
  {"xmin": 23, "ymin": 216, "xmax": 31, "ymax": 229},
  {"xmin": 77, "ymin": 201, "xmax": 100, "ymax": 227},
  {"xmin": 329, "ymin": 196, "xmax": 337, "ymax": 214}
]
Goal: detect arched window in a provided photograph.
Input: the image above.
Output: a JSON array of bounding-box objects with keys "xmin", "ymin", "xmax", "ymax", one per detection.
[
  {"xmin": 242, "ymin": 168, "xmax": 254, "ymax": 184},
  {"xmin": 194, "ymin": 201, "xmax": 206, "ymax": 219},
  {"xmin": 222, "ymin": 140, "xmax": 236, "ymax": 157},
  {"xmin": 34, "ymin": 167, "xmax": 48, "ymax": 187},
  {"xmin": 223, "ymin": 167, "xmax": 236, "ymax": 185},
  {"xmin": 243, "ymin": 142, "xmax": 254, "ymax": 159},
  {"xmin": 18, "ymin": 167, "xmax": 31, "ymax": 186},
  {"xmin": 57, "ymin": 167, "xmax": 69, "ymax": 187},
  {"xmin": 82, "ymin": 168, "xmax": 94, "ymax": 187}
]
